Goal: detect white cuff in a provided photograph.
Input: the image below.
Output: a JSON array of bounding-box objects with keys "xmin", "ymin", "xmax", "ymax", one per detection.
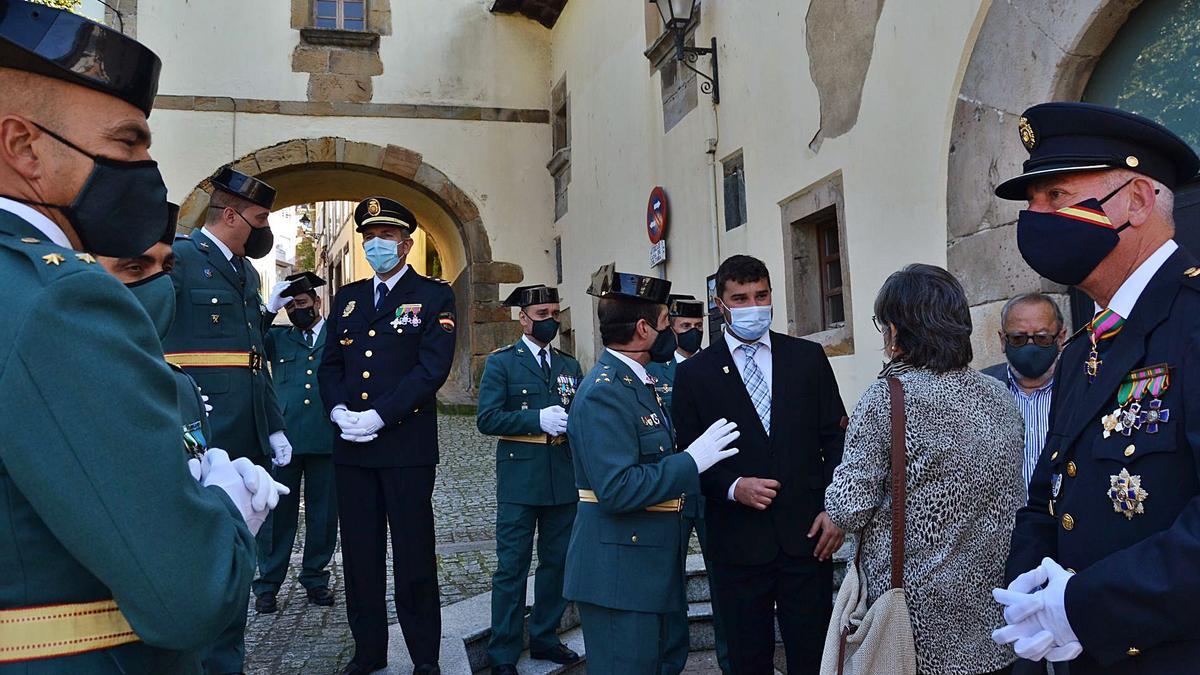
[{"xmin": 727, "ymin": 477, "xmax": 742, "ymax": 501}]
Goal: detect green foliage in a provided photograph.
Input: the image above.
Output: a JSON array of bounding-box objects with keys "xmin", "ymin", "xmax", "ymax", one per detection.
[
  {"xmin": 295, "ymin": 226, "xmax": 316, "ymax": 271},
  {"xmin": 28, "ymin": 0, "xmax": 82, "ymax": 10}
]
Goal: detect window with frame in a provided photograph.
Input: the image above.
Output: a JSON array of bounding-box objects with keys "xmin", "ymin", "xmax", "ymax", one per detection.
[
  {"xmin": 315, "ymin": 0, "xmax": 366, "ymax": 31},
  {"xmin": 781, "ymin": 173, "xmax": 853, "ymax": 355},
  {"xmin": 817, "ymin": 215, "xmax": 844, "ymax": 329},
  {"xmin": 723, "ymin": 153, "xmax": 747, "ymax": 231}
]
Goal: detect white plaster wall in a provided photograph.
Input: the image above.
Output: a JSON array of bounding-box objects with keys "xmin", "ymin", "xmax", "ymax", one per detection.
[
  {"xmin": 138, "ymin": 0, "xmax": 551, "ymax": 110},
  {"xmin": 550, "ymin": 0, "xmax": 991, "ymax": 405},
  {"xmin": 148, "ymin": 110, "xmax": 557, "ymax": 293}
]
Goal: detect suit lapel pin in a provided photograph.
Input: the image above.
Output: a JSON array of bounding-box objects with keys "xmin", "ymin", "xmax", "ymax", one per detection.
[
  {"xmin": 622, "ymin": 375, "xmax": 633, "ymax": 384},
  {"xmin": 204, "ymin": 268, "xmax": 214, "ymax": 278},
  {"xmin": 343, "ymin": 300, "xmax": 356, "ymax": 318},
  {"xmin": 211, "ymin": 314, "xmax": 221, "ymax": 324},
  {"xmin": 722, "ymin": 366, "xmax": 730, "ymax": 374}
]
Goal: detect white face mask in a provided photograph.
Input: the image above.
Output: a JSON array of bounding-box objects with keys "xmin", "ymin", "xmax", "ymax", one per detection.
[{"xmin": 724, "ymin": 304, "xmax": 772, "ymax": 341}]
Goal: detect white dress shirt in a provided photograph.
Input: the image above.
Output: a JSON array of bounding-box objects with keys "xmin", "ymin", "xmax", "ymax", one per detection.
[
  {"xmin": 303, "ymin": 318, "xmax": 326, "ymax": 347},
  {"xmin": 607, "ymin": 348, "xmax": 653, "ymax": 385},
  {"xmin": 1100, "ymin": 239, "xmax": 1178, "ymax": 318},
  {"xmin": 723, "ymin": 328, "xmax": 773, "ymax": 500},
  {"xmin": 373, "ymin": 264, "xmax": 409, "ymax": 294},
  {"xmin": 673, "ymin": 350, "xmax": 688, "ymax": 364},
  {"xmin": 0, "ymin": 197, "xmax": 71, "ymax": 248},
  {"xmin": 199, "ymin": 226, "xmax": 236, "ymax": 264},
  {"xmin": 522, "ymin": 333, "xmax": 552, "ymax": 369}
]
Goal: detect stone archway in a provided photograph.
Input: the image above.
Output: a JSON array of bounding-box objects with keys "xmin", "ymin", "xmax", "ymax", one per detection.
[
  {"xmin": 945, "ymin": 0, "xmax": 1143, "ymax": 366},
  {"xmin": 178, "ymin": 137, "xmax": 523, "ymax": 404}
]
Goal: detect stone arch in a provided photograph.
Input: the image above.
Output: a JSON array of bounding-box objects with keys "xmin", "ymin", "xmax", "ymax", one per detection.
[
  {"xmin": 946, "ymin": 0, "xmax": 1143, "ymax": 366},
  {"xmin": 178, "ymin": 137, "xmax": 523, "ymax": 404}
]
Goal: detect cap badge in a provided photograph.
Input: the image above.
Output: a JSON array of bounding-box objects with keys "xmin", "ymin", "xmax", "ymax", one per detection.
[
  {"xmin": 367, "ymin": 199, "xmax": 381, "ymax": 217},
  {"xmin": 1126, "ymin": 155, "xmax": 1140, "ymax": 168},
  {"xmin": 1019, "ymin": 116, "xmax": 1036, "ymax": 151}
]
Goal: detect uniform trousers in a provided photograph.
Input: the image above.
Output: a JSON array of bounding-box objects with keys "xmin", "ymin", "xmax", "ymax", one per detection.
[
  {"xmin": 487, "ymin": 501, "xmax": 577, "ymax": 666},
  {"xmin": 336, "ymin": 464, "xmax": 441, "ymax": 667},
  {"xmin": 254, "ymin": 454, "xmax": 338, "ymax": 595},
  {"xmin": 709, "ymin": 551, "xmax": 831, "ymax": 675},
  {"xmin": 577, "ymin": 602, "xmax": 688, "ymax": 675}
]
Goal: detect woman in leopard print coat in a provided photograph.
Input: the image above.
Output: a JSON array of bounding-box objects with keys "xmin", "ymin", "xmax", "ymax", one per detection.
[{"xmin": 825, "ymin": 264, "xmax": 1025, "ymax": 675}]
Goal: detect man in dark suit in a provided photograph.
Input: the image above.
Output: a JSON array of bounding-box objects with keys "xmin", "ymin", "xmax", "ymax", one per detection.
[
  {"xmin": 672, "ymin": 255, "xmax": 847, "ymax": 675},
  {"xmin": 318, "ymin": 196, "xmax": 456, "ymax": 675},
  {"xmin": 993, "ymin": 103, "xmax": 1200, "ymax": 674}
]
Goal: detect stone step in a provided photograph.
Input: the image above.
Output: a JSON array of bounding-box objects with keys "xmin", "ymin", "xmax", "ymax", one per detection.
[{"xmin": 480, "ymin": 625, "xmax": 587, "ymax": 675}]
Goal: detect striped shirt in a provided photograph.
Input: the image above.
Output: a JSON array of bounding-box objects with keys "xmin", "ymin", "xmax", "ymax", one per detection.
[{"xmin": 1004, "ymin": 367, "xmax": 1054, "ymax": 490}]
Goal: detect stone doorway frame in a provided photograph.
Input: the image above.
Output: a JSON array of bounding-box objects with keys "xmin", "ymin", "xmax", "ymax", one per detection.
[
  {"xmin": 177, "ymin": 137, "xmax": 523, "ymax": 404},
  {"xmin": 946, "ymin": 0, "xmax": 1143, "ymax": 366}
]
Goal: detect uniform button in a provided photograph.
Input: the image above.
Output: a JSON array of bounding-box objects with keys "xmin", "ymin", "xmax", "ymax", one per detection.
[
  {"xmin": 1066, "ymin": 462, "xmax": 1077, "ymax": 477},
  {"xmin": 361, "ymin": 392, "xmax": 369, "ymax": 400},
  {"xmin": 304, "ymin": 399, "xmax": 311, "ymax": 405},
  {"xmin": 308, "ymin": 356, "xmax": 315, "ymax": 361},
  {"xmin": 1062, "ymin": 514, "xmax": 1075, "ymax": 531},
  {"xmin": 1127, "ymin": 647, "xmax": 1140, "ymax": 657},
  {"xmin": 1050, "ymin": 451, "xmax": 1058, "ymax": 460},
  {"xmin": 659, "ymin": 445, "xmax": 664, "ymax": 453},
  {"xmin": 1124, "ymin": 445, "xmax": 1136, "ymax": 457},
  {"xmin": 210, "ymin": 297, "xmax": 218, "ymax": 304},
  {"xmin": 508, "ymin": 452, "xmax": 514, "ymax": 458},
  {"xmin": 368, "ymin": 329, "xmax": 376, "ymax": 337},
  {"xmin": 631, "ymin": 535, "xmax": 639, "ymax": 544},
  {"xmin": 521, "ymin": 389, "xmax": 527, "ymax": 394},
  {"xmin": 279, "ymin": 358, "xmax": 285, "ymax": 363},
  {"xmin": 365, "ymin": 350, "xmax": 373, "ymax": 358},
  {"xmin": 363, "ymin": 371, "xmax": 371, "ymax": 379},
  {"xmin": 306, "ymin": 369, "xmax": 313, "ymax": 375},
  {"xmin": 305, "ymin": 383, "xmax": 312, "ymax": 390}
]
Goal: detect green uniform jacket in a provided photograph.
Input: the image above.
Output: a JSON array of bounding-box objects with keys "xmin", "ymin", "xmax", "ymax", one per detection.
[
  {"xmin": 646, "ymin": 358, "xmax": 677, "ymax": 414},
  {"xmin": 163, "ymin": 230, "xmax": 285, "ymax": 459},
  {"xmin": 171, "ymin": 364, "xmax": 212, "ymax": 459},
  {"xmin": 562, "ymin": 349, "xmax": 700, "ymax": 614},
  {"xmin": 476, "ymin": 341, "xmax": 583, "ymax": 506},
  {"xmin": 265, "ymin": 323, "xmax": 334, "ymax": 455},
  {"xmin": 0, "ymin": 212, "xmax": 256, "ymax": 672}
]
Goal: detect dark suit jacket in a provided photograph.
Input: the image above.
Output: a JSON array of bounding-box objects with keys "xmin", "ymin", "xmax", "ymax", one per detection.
[
  {"xmin": 982, "ymin": 362, "xmax": 1009, "ymax": 383},
  {"xmin": 672, "ymin": 331, "xmax": 846, "ymax": 565},
  {"xmin": 1006, "ymin": 247, "xmax": 1200, "ymax": 673},
  {"xmin": 317, "ymin": 269, "xmax": 456, "ymax": 468}
]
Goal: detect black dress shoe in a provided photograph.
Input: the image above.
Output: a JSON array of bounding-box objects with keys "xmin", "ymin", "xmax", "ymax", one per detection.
[
  {"xmin": 530, "ymin": 644, "xmax": 580, "ymax": 664},
  {"xmin": 254, "ymin": 591, "xmax": 277, "ymax": 614},
  {"xmin": 413, "ymin": 665, "xmax": 441, "ymax": 675},
  {"xmin": 306, "ymin": 586, "xmax": 335, "ymax": 606},
  {"xmin": 340, "ymin": 660, "xmax": 386, "ymax": 675},
  {"xmin": 492, "ymin": 665, "xmax": 518, "ymax": 675}
]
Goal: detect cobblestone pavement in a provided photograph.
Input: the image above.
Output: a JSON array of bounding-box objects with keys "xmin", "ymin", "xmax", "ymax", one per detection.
[{"xmin": 245, "ymin": 413, "xmax": 505, "ymax": 673}]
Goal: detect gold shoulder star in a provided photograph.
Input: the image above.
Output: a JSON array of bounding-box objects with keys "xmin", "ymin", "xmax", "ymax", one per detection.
[
  {"xmin": 42, "ymin": 253, "xmax": 65, "ymax": 266},
  {"xmin": 75, "ymin": 253, "xmax": 96, "ymax": 264}
]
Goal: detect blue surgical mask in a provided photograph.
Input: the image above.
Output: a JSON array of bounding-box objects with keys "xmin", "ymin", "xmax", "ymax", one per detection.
[
  {"xmin": 364, "ymin": 237, "xmax": 401, "ymax": 274},
  {"xmin": 724, "ymin": 304, "xmax": 772, "ymax": 341}
]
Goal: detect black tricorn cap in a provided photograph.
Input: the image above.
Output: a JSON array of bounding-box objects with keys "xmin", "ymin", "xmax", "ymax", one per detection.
[
  {"xmin": 282, "ymin": 270, "xmax": 325, "ymax": 298},
  {"xmin": 503, "ymin": 284, "xmax": 560, "ymax": 308},
  {"xmin": 668, "ymin": 294, "xmax": 704, "ymax": 318},
  {"xmin": 996, "ymin": 102, "xmax": 1200, "ymax": 200},
  {"xmin": 586, "ymin": 263, "xmax": 671, "ymax": 304},
  {"xmin": 0, "ymin": 0, "xmax": 162, "ymax": 116},
  {"xmin": 209, "ymin": 166, "xmax": 277, "ymax": 209}
]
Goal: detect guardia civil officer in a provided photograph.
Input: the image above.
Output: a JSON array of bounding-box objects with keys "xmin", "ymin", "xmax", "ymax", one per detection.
[
  {"xmin": 648, "ymin": 294, "xmax": 731, "ymax": 674},
  {"xmin": 563, "ymin": 265, "xmax": 741, "ymax": 675},
  {"xmin": 162, "ymin": 166, "xmax": 294, "ymax": 674},
  {"xmin": 478, "ymin": 284, "xmax": 583, "ymax": 674},
  {"xmin": 318, "ymin": 196, "xmax": 456, "ymax": 675},
  {"xmin": 990, "ymin": 103, "xmax": 1200, "ymax": 674},
  {"xmin": 254, "ymin": 271, "xmax": 340, "ymax": 614},
  {"xmin": 0, "ymin": 4, "xmax": 284, "ymax": 671}
]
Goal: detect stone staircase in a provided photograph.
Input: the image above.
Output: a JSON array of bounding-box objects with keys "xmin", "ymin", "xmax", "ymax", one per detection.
[{"xmin": 383, "ymin": 548, "xmax": 852, "ymax": 674}]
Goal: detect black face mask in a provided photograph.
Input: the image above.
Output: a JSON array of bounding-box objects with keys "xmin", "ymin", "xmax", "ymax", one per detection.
[
  {"xmin": 528, "ymin": 316, "xmax": 560, "ymax": 344},
  {"xmin": 676, "ymin": 327, "xmax": 703, "ymax": 354},
  {"xmin": 1006, "ymin": 343, "xmax": 1059, "ymax": 379},
  {"xmin": 648, "ymin": 324, "xmax": 678, "ymax": 363},
  {"xmin": 4, "ymin": 122, "xmax": 168, "ymax": 257},
  {"xmin": 1016, "ymin": 178, "xmax": 1134, "ymax": 286},
  {"xmin": 236, "ymin": 211, "xmax": 274, "ymax": 260},
  {"xmin": 287, "ymin": 306, "xmax": 318, "ymax": 330}
]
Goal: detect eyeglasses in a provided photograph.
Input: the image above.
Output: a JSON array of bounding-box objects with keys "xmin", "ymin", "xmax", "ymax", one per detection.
[
  {"xmin": 1003, "ymin": 333, "xmax": 1058, "ymax": 348},
  {"xmin": 871, "ymin": 315, "xmax": 883, "ymax": 333}
]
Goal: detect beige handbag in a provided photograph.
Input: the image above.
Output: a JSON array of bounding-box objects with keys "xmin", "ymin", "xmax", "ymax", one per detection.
[{"xmin": 820, "ymin": 377, "xmax": 918, "ymax": 675}]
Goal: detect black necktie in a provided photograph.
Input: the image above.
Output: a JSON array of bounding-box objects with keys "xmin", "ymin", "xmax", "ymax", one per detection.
[
  {"xmin": 539, "ymin": 348, "xmax": 551, "ymax": 383},
  {"xmin": 304, "ymin": 329, "xmax": 314, "ymax": 348},
  {"xmin": 375, "ymin": 282, "xmax": 388, "ymax": 311},
  {"xmin": 233, "ymin": 256, "xmax": 246, "ymax": 286}
]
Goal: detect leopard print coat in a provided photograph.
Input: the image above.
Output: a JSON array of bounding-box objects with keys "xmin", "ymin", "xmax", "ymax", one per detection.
[{"xmin": 825, "ymin": 365, "xmax": 1024, "ymax": 674}]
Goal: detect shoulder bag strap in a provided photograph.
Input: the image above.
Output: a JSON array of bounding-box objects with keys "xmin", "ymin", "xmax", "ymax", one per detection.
[{"xmin": 886, "ymin": 376, "xmax": 907, "ymax": 590}]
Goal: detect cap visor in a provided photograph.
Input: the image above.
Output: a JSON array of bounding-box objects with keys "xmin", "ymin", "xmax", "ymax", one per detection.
[{"xmin": 994, "ymin": 164, "xmax": 1114, "ymax": 200}]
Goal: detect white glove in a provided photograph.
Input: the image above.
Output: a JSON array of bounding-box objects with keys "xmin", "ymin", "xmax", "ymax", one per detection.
[
  {"xmin": 331, "ymin": 404, "xmax": 358, "ymax": 428},
  {"xmin": 339, "ymin": 409, "xmax": 384, "ymax": 442},
  {"xmin": 992, "ymin": 558, "xmax": 1082, "ymax": 662},
  {"xmin": 197, "ymin": 449, "xmax": 290, "ymax": 535},
  {"xmin": 265, "ymin": 280, "xmax": 291, "ymax": 313},
  {"xmin": 539, "ymin": 405, "xmax": 569, "ymax": 436},
  {"xmin": 269, "ymin": 431, "xmax": 292, "ymax": 467},
  {"xmin": 188, "ymin": 457, "xmax": 203, "ymax": 482},
  {"xmin": 683, "ymin": 418, "xmax": 740, "ymax": 473},
  {"xmin": 202, "ymin": 394, "xmax": 212, "ymax": 414}
]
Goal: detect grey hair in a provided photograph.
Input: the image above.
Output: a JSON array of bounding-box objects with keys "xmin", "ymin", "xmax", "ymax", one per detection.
[
  {"xmin": 874, "ymin": 263, "xmax": 973, "ymax": 373},
  {"xmin": 1000, "ymin": 293, "xmax": 1064, "ymax": 333},
  {"xmin": 1108, "ymin": 168, "xmax": 1175, "ymax": 223}
]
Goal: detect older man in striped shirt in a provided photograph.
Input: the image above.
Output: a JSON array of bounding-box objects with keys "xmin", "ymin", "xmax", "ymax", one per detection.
[{"xmin": 983, "ymin": 293, "xmax": 1067, "ymax": 490}]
